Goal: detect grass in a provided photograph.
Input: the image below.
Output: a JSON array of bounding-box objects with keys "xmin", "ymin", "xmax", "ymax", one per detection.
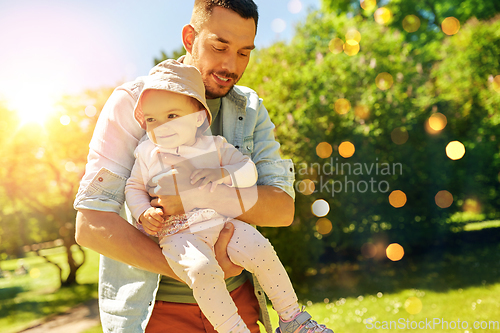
[
  {"xmin": 0, "ymin": 246, "xmax": 99, "ymax": 333},
  {"xmin": 8, "ymin": 224, "xmax": 500, "ymax": 333}
]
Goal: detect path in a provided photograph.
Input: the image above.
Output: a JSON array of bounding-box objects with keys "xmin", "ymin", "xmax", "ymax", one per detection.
[{"xmin": 19, "ymin": 299, "xmax": 100, "ymax": 333}]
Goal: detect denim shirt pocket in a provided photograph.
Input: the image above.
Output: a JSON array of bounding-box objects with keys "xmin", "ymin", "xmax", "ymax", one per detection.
[
  {"xmin": 74, "ymin": 168, "xmax": 127, "ymax": 213},
  {"xmin": 241, "ymin": 136, "xmax": 254, "ymax": 156}
]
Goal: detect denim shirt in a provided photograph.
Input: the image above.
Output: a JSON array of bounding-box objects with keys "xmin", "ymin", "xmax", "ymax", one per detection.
[{"xmin": 74, "ymin": 74, "xmax": 295, "ymax": 332}]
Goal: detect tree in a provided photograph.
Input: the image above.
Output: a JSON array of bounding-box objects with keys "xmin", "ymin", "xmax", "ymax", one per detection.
[
  {"xmin": 0, "ymin": 87, "xmax": 113, "ymax": 286},
  {"xmin": 238, "ymin": 8, "xmax": 500, "ymax": 287}
]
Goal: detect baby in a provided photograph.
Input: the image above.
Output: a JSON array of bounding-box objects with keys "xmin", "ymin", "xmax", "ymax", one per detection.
[{"xmin": 125, "ymin": 60, "xmax": 333, "ymax": 333}]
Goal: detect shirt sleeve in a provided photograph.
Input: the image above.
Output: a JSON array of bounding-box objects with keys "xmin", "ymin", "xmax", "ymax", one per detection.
[
  {"xmin": 251, "ymin": 99, "xmax": 295, "ymax": 200},
  {"xmin": 216, "ymin": 136, "xmax": 258, "ymax": 188},
  {"xmin": 74, "ymin": 85, "xmax": 146, "ymax": 214},
  {"xmin": 125, "ymin": 147, "xmax": 154, "ymax": 221}
]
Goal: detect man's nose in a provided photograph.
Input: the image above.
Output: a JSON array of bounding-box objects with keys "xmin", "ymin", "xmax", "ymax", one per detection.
[{"xmin": 221, "ymin": 52, "xmax": 237, "ymax": 74}]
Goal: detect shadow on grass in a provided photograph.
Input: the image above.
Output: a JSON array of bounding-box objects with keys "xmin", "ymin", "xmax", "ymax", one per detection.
[
  {"xmin": 0, "ymin": 286, "xmax": 25, "ymax": 301},
  {"xmin": 0, "ymin": 283, "xmax": 98, "ymax": 324},
  {"xmin": 298, "ymin": 227, "xmax": 500, "ymax": 302}
]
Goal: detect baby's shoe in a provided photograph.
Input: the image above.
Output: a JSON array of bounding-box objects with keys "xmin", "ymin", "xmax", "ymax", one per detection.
[{"xmin": 276, "ymin": 308, "xmax": 334, "ymax": 333}]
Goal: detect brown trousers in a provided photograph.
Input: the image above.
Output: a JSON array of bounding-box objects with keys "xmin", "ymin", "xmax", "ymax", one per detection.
[{"xmin": 145, "ymin": 280, "xmax": 261, "ymax": 333}]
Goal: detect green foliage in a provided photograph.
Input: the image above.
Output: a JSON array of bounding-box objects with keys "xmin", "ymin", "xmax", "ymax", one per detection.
[
  {"xmin": 0, "ymin": 88, "xmax": 113, "ymax": 285},
  {"xmin": 154, "ymin": 46, "xmax": 187, "ymax": 65},
  {"xmin": 240, "ymin": 8, "xmax": 500, "ymax": 284}
]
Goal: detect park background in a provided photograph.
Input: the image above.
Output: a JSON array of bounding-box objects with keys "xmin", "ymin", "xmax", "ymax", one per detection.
[{"xmin": 1, "ymin": 0, "xmax": 500, "ymax": 332}]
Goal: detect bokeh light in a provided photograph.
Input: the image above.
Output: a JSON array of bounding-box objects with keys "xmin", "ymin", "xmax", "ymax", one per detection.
[
  {"xmin": 428, "ymin": 112, "xmax": 447, "ymax": 132},
  {"xmin": 339, "ymin": 141, "xmax": 355, "ymax": 158},
  {"xmin": 435, "ymin": 190, "xmax": 453, "ymax": 208},
  {"xmin": 354, "ymin": 105, "xmax": 370, "ymax": 119},
  {"xmin": 442, "ymin": 17, "xmax": 460, "ymax": 35},
  {"xmin": 271, "ymin": 18, "xmax": 286, "ymax": 33},
  {"xmin": 374, "ymin": 7, "xmax": 392, "ymax": 25},
  {"xmin": 328, "ymin": 38, "xmax": 344, "ymax": 54},
  {"xmin": 446, "ymin": 141, "xmax": 465, "ymax": 160},
  {"xmin": 65, "ymin": 161, "xmax": 76, "ymax": 172},
  {"xmin": 316, "ymin": 142, "xmax": 333, "ymax": 158},
  {"xmin": 402, "ymin": 15, "xmax": 421, "ymax": 33},
  {"xmin": 389, "ymin": 190, "xmax": 407, "ymax": 208},
  {"xmin": 297, "ymin": 179, "xmax": 315, "ymax": 195},
  {"xmin": 343, "ymin": 40, "xmax": 360, "ymax": 56},
  {"xmin": 386, "ymin": 243, "xmax": 404, "ymax": 261},
  {"xmin": 375, "ymin": 72, "xmax": 394, "ymax": 90},
  {"xmin": 391, "ymin": 127, "xmax": 409, "ymax": 145},
  {"xmin": 85, "ymin": 105, "xmax": 97, "ymax": 117},
  {"xmin": 493, "ymin": 75, "xmax": 500, "ymax": 93},
  {"xmin": 405, "ymin": 297, "xmax": 423, "ymax": 314},
  {"xmin": 335, "ymin": 98, "xmax": 351, "ymax": 114},
  {"xmin": 463, "ymin": 198, "xmax": 481, "ymax": 214},
  {"xmin": 360, "ymin": 0, "xmax": 376, "ymax": 11},
  {"xmin": 287, "ymin": 0, "xmax": 303, "ymax": 14},
  {"xmin": 316, "ymin": 218, "xmax": 333, "ymax": 235},
  {"xmin": 312, "ymin": 199, "xmax": 330, "ymax": 217},
  {"xmin": 361, "ymin": 243, "xmax": 377, "ymax": 258},
  {"xmin": 29, "ymin": 268, "xmax": 41, "ymax": 279},
  {"xmin": 345, "ymin": 29, "xmax": 361, "ymax": 43},
  {"xmin": 60, "ymin": 115, "xmax": 71, "ymax": 126}
]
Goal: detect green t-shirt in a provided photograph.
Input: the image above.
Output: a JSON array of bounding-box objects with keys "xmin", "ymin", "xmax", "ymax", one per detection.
[{"xmin": 155, "ymin": 97, "xmax": 247, "ymax": 303}]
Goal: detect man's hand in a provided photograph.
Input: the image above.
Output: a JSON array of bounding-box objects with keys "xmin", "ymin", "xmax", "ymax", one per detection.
[
  {"xmin": 215, "ymin": 222, "xmax": 244, "ymax": 278},
  {"xmin": 190, "ymin": 168, "xmax": 231, "ymax": 192},
  {"xmin": 139, "ymin": 207, "xmax": 164, "ymax": 235}
]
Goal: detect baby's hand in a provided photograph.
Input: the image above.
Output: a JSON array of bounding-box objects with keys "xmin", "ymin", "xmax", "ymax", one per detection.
[
  {"xmin": 139, "ymin": 207, "xmax": 164, "ymax": 235},
  {"xmin": 190, "ymin": 168, "xmax": 231, "ymax": 192}
]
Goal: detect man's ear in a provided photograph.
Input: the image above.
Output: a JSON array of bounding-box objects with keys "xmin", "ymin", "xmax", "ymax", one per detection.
[{"xmin": 182, "ymin": 24, "xmax": 196, "ymax": 54}]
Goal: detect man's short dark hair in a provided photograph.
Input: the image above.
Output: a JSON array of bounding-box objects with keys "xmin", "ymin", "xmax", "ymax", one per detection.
[{"xmin": 192, "ymin": 0, "xmax": 259, "ymax": 31}]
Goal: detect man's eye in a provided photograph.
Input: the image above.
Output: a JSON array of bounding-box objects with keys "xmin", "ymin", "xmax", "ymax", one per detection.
[{"xmin": 213, "ymin": 46, "xmax": 225, "ymax": 52}]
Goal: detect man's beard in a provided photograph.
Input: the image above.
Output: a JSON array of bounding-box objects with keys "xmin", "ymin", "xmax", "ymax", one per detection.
[{"xmin": 204, "ymin": 70, "xmax": 241, "ymax": 99}]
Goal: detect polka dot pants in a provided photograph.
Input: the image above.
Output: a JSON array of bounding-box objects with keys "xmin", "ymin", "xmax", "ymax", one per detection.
[{"xmin": 160, "ymin": 219, "xmax": 300, "ymax": 333}]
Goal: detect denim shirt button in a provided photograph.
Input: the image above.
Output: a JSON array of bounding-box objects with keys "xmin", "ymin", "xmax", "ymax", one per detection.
[
  {"xmin": 235, "ymin": 145, "xmax": 240, "ymax": 149},
  {"xmin": 238, "ymin": 116, "xmax": 243, "ymax": 120}
]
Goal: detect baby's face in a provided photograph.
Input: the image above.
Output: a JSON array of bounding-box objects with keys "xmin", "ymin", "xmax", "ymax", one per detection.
[{"xmin": 141, "ymin": 90, "xmax": 205, "ymax": 148}]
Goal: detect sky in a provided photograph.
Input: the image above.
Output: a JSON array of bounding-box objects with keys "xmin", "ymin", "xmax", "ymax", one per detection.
[{"xmin": 0, "ymin": 0, "xmax": 321, "ymax": 108}]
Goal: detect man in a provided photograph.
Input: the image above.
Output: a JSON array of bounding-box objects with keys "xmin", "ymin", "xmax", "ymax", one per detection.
[{"xmin": 74, "ymin": 1, "xmax": 295, "ymax": 332}]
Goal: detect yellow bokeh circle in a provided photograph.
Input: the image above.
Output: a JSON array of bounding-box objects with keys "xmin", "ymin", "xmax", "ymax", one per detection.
[
  {"xmin": 442, "ymin": 17, "xmax": 460, "ymax": 35},
  {"xmin": 344, "ymin": 40, "xmax": 360, "ymax": 56},
  {"xmin": 374, "ymin": 7, "xmax": 392, "ymax": 25},
  {"xmin": 389, "ymin": 190, "xmax": 407, "ymax": 208},
  {"xmin": 329, "ymin": 38, "xmax": 344, "ymax": 54},
  {"xmin": 492, "ymin": 75, "xmax": 500, "ymax": 93},
  {"xmin": 316, "ymin": 218, "xmax": 333, "ymax": 235},
  {"xmin": 375, "ymin": 72, "xmax": 394, "ymax": 90},
  {"xmin": 403, "ymin": 15, "xmax": 421, "ymax": 33},
  {"xmin": 446, "ymin": 141, "xmax": 465, "ymax": 160},
  {"xmin": 297, "ymin": 179, "xmax": 315, "ymax": 196},
  {"xmin": 435, "ymin": 190, "xmax": 453, "ymax": 208},
  {"xmin": 339, "ymin": 141, "xmax": 355, "ymax": 158},
  {"xmin": 386, "ymin": 243, "xmax": 404, "ymax": 261},
  {"xmin": 405, "ymin": 297, "xmax": 423, "ymax": 314},
  {"xmin": 316, "ymin": 142, "xmax": 333, "ymax": 159},
  {"xmin": 428, "ymin": 113, "xmax": 447, "ymax": 131},
  {"xmin": 335, "ymin": 98, "xmax": 351, "ymax": 114},
  {"xmin": 360, "ymin": 0, "xmax": 377, "ymax": 11},
  {"xmin": 345, "ymin": 29, "xmax": 361, "ymax": 43}
]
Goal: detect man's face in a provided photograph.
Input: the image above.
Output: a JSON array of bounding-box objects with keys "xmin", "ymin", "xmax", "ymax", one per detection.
[{"xmin": 190, "ymin": 7, "xmax": 256, "ymax": 99}]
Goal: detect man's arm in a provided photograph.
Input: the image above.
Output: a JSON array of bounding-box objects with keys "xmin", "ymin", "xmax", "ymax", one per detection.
[{"xmin": 75, "ymin": 209, "xmax": 243, "ymax": 278}]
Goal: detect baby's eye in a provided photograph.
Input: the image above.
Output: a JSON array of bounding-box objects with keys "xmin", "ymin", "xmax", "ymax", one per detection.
[
  {"xmin": 168, "ymin": 114, "xmax": 179, "ymax": 119},
  {"xmin": 146, "ymin": 117, "xmax": 156, "ymax": 123}
]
